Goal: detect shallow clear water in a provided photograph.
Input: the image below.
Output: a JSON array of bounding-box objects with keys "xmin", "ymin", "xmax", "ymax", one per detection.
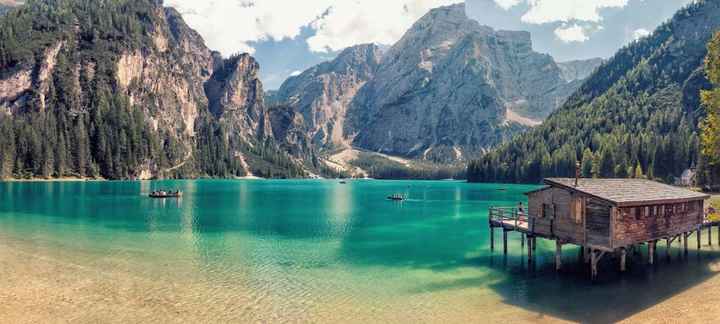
[{"xmin": 1, "ymin": 180, "xmax": 720, "ymax": 323}]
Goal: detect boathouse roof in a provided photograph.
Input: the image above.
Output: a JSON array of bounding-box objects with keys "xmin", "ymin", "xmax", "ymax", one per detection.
[{"xmin": 539, "ymin": 178, "xmax": 710, "ymax": 207}]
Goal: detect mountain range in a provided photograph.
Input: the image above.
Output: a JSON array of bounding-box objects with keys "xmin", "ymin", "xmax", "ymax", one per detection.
[
  {"xmin": 271, "ymin": 3, "xmax": 602, "ymax": 170},
  {"xmin": 468, "ymin": 0, "xmax": 720, "ymax": 184},
  {"xmin": 0, "ymin": 0, "xmax": 604, "ymax": 180}
]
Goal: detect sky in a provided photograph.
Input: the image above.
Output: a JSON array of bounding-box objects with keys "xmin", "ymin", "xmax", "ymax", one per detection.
[{"xmin": 165, "ymin": 0, "xmax": 694, "ymax": 90}]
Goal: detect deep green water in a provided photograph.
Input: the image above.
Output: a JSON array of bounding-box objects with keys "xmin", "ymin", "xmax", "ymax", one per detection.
[{"xmin": 1, "ymin": 179, "xmax": 720, "ymax": 322}]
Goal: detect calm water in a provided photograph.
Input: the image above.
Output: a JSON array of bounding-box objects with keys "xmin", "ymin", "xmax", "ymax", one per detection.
[{"xmin": 1, "ymin": 180, "xmax": 720, "ymax": 323}]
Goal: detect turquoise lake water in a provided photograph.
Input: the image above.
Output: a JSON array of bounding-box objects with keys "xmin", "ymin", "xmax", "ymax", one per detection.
[{"xmin": 1, "ymin": 179, "xmax": 720, "ymax": 322}]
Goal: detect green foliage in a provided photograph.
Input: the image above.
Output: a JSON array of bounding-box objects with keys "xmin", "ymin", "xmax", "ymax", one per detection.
[
  {"xmin": 0, "ymin": 0, "xmax": 311, "ymax": 180},
  {"xmin": 700, "ymin": 31, "xmax": 720, "ymax": 187},
  {"xmin": 468, "ymin": 1, "xmax": 715, "ymax": 184},
  {"xmin": 354, "ymin": 152, "xmax": 465, "ymax": 180}
]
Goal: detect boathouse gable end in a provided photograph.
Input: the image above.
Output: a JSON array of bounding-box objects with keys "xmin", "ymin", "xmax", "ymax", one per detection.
[
  {"xmin": 527, "ymin": 178, "xmax": 710, "ymax": 250},
  {"xmin": 493, "ymin": 178, "xmax": 711, "ymax": 280}
]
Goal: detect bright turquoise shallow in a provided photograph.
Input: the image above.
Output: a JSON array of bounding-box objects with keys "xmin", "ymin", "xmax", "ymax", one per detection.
[{"xmin": 1, "ymin": 180, "xmax": 719, "ymax": 322}]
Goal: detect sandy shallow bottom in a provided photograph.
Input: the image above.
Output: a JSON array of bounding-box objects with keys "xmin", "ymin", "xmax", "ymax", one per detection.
[
  {"xmin": 0, "ymin": 235, "xmax": 570, "ymax": 324},
  {"xmin": 1, "ymin": 234, "xmax": 719, "ymax": 324}
]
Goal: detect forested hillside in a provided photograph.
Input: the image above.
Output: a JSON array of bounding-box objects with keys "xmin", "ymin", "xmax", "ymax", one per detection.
[
  {"xmin": 468, "ymin": 0, "xmax": 720, "ymax": 184},
  {"xmin": 0, "ymin": 0, "xmax": 310, "ymax": 180},
  {"xmin": 700, "ymin": 31, "xmax": 720, "ymax": 187}
]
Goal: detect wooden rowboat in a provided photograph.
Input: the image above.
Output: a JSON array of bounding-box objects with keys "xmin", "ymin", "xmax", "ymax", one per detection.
[{"xmin": 149, "ymin": 191, "xmax": 182, "ymax": 198}]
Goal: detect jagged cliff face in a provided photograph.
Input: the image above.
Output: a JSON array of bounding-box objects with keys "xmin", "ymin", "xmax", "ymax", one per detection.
[
  {"xmin": 273, "ymin": 44, "xmax": 381, "ymax": 150},
  {"xmin": 343, "ymin": 3, "xmax": 581, "ymax": 162},
  {"xmin": 116, "ymin": 7, "xmax": 215, "ymax": 151},
  {"xmin": 557, "ymin": 58, "xmax": 604, "ymax": 82},
  {"xmin": 0, "ymin": 0, "xmax": 300, "ymax": 179},
  {"xmin": 206, "ymin": 54, "xmax": 272, "ymax": 145}
]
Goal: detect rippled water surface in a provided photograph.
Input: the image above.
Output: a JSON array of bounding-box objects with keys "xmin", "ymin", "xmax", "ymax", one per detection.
[{"xmin": 2, "ymin": 180, "xmax": 720, "ymax": 323}]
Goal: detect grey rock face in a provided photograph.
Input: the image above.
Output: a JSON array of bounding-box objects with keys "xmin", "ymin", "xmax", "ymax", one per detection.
[
  {"xmin": 557, "ymin": 58, "xmax": 605, "ymax": 82},
  {"xmin": 344, "ymin": 3, "xmax": 581, "ymax": 162},
  {"xmin": 273, "ymin": 44, "xmax": 381, "ymax": 150},
  {"xmin": 205, "ymin": 54, "xmax": 272, "ymax": 144}
]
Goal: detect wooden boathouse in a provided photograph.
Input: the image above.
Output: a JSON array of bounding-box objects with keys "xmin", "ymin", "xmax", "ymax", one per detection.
[{"xmin": 489, "ymin": 177, "xmax": 711, "ymax": 280}]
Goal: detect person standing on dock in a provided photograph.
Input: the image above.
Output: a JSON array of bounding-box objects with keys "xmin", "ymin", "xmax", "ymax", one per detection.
[{"xmin": 517, "ymin": 202, "xmax": 525, "ymax": 217}]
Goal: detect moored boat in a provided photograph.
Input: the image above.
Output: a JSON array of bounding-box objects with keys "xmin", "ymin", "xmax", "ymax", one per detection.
[{"xmin": 149, "ymin": 190, "xmax": 183, "ymax": 198}]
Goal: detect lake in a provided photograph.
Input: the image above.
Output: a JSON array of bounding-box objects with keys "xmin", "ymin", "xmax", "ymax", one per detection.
[{"xmin": 1, "ymin": 179, "xmax": 720, "ymax": 323}]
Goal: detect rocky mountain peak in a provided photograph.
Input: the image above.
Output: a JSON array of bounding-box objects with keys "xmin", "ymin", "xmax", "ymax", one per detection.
[
  {"xmin": 344, "ymin": 1, "xmax": 586, "ymax": 162},
  {"xmin": 272, "ymin": 43, "xmax": 382, "ymax": 151}
]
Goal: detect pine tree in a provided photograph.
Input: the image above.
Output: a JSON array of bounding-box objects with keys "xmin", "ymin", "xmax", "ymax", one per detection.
[{"xmin": 701, "ymin": 31, "xmax": 720, "ymax": 186}]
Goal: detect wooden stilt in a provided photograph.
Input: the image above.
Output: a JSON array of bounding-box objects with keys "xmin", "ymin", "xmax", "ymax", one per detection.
[
  {"xmin": 649, "ymin": 241, "xmax": 655, "ymax": 265},
  {"xmin": 698, "ymin": 227, "xmax": 702, "ymax": 250},
  {"xmin": 490, "ymin": 226, "xmax": 495, "ymax": 251},
  {"xmin": 578, "ymin": 245, "xmax": 585, "ymax": 263},
  {"xmin": 590, "ymin": 250, "xmax": 597, "ymax": 280},
  {"xmin": 527, "ymin": 235, "xmax": 533, "ymax": 264},
  {"xmin": 590, "ymin": 250, "xmax": 604, "ymax": 281},
  {"xmin": 709, "ymin": 225, "xmax": 713, "ymax": 246},
  {"xmin": 620, "ymin": 248, "xmax": 627, "ymax": 272},
  {"xmin": 503, "ymin": 230, "xmax": 508, "ymax": 255},
  {"xmin": 666, "ymin": 238, "xmax": 671, "ymax": 259},
  {"xmin": 532, "ymin": 237, "xmax": 537, "ymax": 251},
  {"xmin": 555, "ymin": 241, "xmax": 563, "ymax": 271},
  {"xmin": 584, "ymin": 246, "xmax": 591, "ymax": 264},
  {"xmin": 684, "ymin": 232, "xmax": 689, "ymax": 256},
  {"xmin": 521, "ymin": 233, "xmax": 525, "ymax": 249}
]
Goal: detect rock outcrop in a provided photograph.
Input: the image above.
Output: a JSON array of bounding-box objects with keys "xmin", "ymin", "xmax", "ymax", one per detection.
[
  {"xmin": 273, "ymin": 44, "xmax": 381, "ymax": 151},
  {"xmin": 0, "ymin": 0, "xmax": 306, "ymax": 179},
  {"xmin": 557, "ymin": 58, "xmax": 604, "ymax": 82},
  {"xmin": 343, "ymin": 3, "xmax": 580, "ymax": 161}
]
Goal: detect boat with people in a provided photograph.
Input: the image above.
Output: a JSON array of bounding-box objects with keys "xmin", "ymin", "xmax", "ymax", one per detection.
[
  {"xmin": 387, "ymin": 194, "xmax": 406, "ymax": 201},
  {"xmin": 148, "ymin": 190, "xmax": 183, "ymax": 198}
]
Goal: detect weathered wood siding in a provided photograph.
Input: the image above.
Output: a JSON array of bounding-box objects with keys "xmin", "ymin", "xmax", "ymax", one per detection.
[
  {"xmin": 614, "ymin": 200, "xmax": 704, "ymax": 247},
  {"xmin": 586, "ymin": 198, "xmax": 611, "ymax": 247},
  {"xmin": 527, "ymin": 187, "xmax": 585, "ymax": 244}
]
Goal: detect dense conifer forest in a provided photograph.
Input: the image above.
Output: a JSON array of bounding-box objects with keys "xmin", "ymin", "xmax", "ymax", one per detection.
[{"xmin": 0, "ymin": 0, "xmax": 309, "ymax": 179}]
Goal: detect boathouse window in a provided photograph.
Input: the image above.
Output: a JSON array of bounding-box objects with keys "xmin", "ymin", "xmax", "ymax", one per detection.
[{"xmin": 542, "ymin": 203, "xmax": 555, "ymax": 219}]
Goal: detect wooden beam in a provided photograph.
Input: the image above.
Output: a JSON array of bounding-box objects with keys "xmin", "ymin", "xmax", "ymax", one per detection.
[
  {"xmin": 527, "ymin": 235, "xmax": 533, "ymax": 264},
  {"xmin": 698, "ymin": 227, "xmax": 702, "ymax": 250},
  {"xmin": 666, "ymin": 238, "xmax": 671, "ymax": 259},
  {"xmin": 503, "ymin": 229, "xmax": 508, "ymax": 255},
  {"xmin": 533, "ymin": 237, "xmax": 537, "ymax": 251},
  {"xmin": 684, "ymin": 232, "xmax": 688, "ymax": 256},
  {"xmin": 490, "ymin": 225, "xmax": 495, "ymax": 251},
  {"xmin": 709, "ymin": 225, "xmax": 713, "ymax": 246},
  {"xmin": 555, "ymin": 241, "xmax": 563, "ymax": 271},
  {"xmin": 584, "ymin": 246, "xmax": 591, "ymax": 264},
  {"xmin": 591, "ymin": 249, "xmax": 597, "ymax": 280},
  {"xmin": 620, "ymin": 248, "xmax": 627, "ymax": 272},
  {"xmin": 521, "ymin": 233, "xmax": 525, "ymax": 249},
  {"xmin": 649, "ymin": 241, "xmax": 655, "ymax": 265}
]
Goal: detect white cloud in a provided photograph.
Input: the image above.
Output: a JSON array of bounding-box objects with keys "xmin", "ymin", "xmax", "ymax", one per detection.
[
  {"xmin": 632, "ymin": 28, "xmax": 651, "ymax": 40},
  {"xmin": 520, "ymin": 0, "xmax": 628, "ymax": 24},
  {"xmin": 493, "ymin": 0, "xmax": 522, "ymax": 10},
  {"xmin": 166, "ymin": 0, "xmax": 462, "ymax": 56},
  {"xmin": 493, "ymin": 0, "xmax": 630, "ymax": 43},
  {"xmin": 554, "ymin": 23, "xmax": 589, "ymax": 42}
]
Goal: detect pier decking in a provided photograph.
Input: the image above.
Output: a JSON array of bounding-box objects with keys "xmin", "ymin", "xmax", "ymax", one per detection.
[{"xmin": 489, "ymin": 178, "xmax": 712, "ymax": 280}]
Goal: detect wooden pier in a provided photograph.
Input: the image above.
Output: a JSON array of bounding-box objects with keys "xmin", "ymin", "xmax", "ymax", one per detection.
[{"xmin": 489, "ymin": 177, "xmax": 712, "ymax": 281}]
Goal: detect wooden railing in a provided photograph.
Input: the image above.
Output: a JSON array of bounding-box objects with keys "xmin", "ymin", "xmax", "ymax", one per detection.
[{"xmin": 489, "ymin": 207, "xmax": 528, "ymax": 229}]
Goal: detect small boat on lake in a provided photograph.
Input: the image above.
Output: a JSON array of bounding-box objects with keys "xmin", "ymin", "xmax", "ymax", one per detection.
[
  {"xmin": 339, "ymin": 180, "xmax": 347, "ymax": 184},
  {"xmin": 149, "ymin": 190, "xmax": 182, "ymax": 198},
  {"xmin": 387, "ymin": 194, "xmax": 406, "ymax": 201}
]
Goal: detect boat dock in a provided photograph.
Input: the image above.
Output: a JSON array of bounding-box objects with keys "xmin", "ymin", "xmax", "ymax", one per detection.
[{"xmin": 488, "ymin": 177, "xmax": 713, "ymax": 280}]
